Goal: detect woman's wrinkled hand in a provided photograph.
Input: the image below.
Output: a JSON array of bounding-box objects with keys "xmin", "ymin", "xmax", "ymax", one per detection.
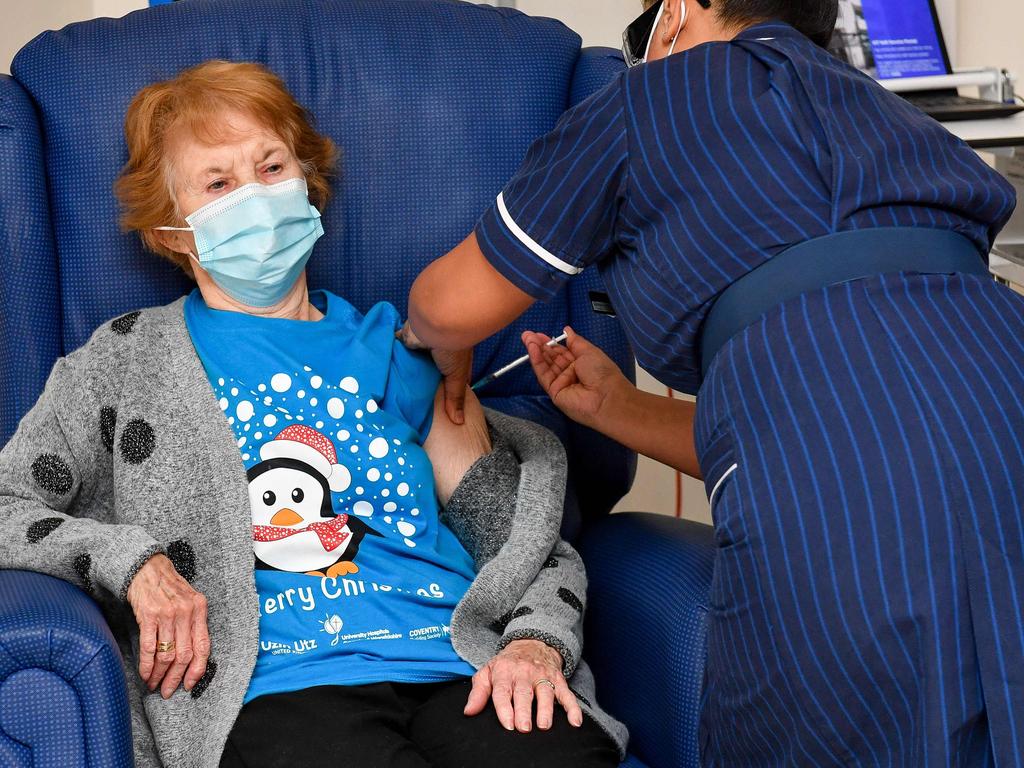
[
  {"xmin": 523, "ymin": 326, "xmax": 631, "ymax": 431},
  {"xmin": 465, "ymin": 638, "xmax": 583, "ymax": 733},
  {"xmin": 126, "ymin": 553, "xmax": 211, "ymax": 699}
]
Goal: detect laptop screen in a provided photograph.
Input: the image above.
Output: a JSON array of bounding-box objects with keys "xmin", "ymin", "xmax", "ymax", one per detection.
[{"xmin": 829, "ymin": 0, "xmax": 953, "ymax": 80}]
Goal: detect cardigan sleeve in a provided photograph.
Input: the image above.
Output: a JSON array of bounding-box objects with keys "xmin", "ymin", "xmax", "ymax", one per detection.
[
  {"xmin": 0, "ymin": 351, "xmax": 164, "ymax": 601},
  {"xmin": 443, "ymin": 419, "xmax": 587, "ymax": 678},
  {"xmin": 494, "ymin": 537, "xmax": 586, "ymax": 679}
]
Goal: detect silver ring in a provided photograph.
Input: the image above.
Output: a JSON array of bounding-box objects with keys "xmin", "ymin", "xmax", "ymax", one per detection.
[{"xmin": 533, "ymin": 678, "xmax": 556, "ymax": 692}]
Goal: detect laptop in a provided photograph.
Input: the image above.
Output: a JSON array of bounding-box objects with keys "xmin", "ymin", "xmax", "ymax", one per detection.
[{"xmin": 828, "ymin": 0, "xmax": 1024, "ymax": 121}]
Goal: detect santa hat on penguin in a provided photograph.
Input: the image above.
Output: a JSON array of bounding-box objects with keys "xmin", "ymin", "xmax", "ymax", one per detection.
[{"xmin": 259, "ymin": 424, "xmax": 351, "ymax": 492}]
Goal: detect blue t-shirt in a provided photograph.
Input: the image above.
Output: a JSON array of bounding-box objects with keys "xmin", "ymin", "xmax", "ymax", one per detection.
[{"xmin": 184, "ymin": 289, "xmax": 477, "ymax": 704}]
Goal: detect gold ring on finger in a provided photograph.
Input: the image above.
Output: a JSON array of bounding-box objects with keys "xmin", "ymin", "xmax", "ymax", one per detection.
[
  {"xmin": 157, "ymin": 640, "xmax": 176, "ymax": 653},
  {"xmin": 533, "ymin": 678, "xmax": 556, "ymax": 692}
]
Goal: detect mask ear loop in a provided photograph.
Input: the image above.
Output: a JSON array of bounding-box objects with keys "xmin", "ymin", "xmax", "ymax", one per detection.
[
  {"xmin": 644, "ymin": 0, "xmax": 687, "ymax": 61},
  {"xmin": 668, "ymin": 0, "xmax": 686, "ymax": 56},
  {"xmin": 151, "ymin": 225, "xmax": 200, "ymax": 266}
]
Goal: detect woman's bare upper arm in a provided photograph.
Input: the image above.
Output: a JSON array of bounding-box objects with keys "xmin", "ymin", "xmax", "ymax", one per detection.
[{"xmin": 423, "ymin": 383, "xmax": 491, "ymax": 506}]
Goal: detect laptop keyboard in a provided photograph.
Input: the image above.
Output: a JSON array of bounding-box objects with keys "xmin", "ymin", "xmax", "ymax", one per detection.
[
  {"xmin": 905, "ymin": 95, "xmax": 994, "ymax": 108},
  {"xmin": 901, "ymin": 93, "xmax": 1024, "ymax": 121}
]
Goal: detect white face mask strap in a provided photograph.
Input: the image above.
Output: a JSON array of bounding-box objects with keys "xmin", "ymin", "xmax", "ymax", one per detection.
[
  {"xmin": 153, "ymin": 225, "xmax": 193, "ymax": 232},
  {"xmin": 643, "ymin": 1, "xmax": 687, "ymax": 62},
  {"xmin": 641, "ymin": 3, "xmax": 666, "ymax": 63},
  {"xmin": 668, "ymin": 0, "xmax": 686, "ymax": 56}
]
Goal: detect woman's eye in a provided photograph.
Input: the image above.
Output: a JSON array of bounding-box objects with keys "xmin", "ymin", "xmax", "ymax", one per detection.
[
  {"xmin": 264, "ymin": 163, "xmax": 283, "ymax": 174},
  {"xmin": 262, "ymin": 490, "xmax": 276, "ymax": 506},
  {"xmin": 208, "ymin": 180, "xmax": 227, "ymax": 192},
  {"xmin": 291, "ymin": 488, "xmax": 304, "ymax": 503}
]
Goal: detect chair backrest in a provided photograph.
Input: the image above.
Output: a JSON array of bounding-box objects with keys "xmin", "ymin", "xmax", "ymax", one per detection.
[{"xmin": 0, "ymin": 0, "xmax": 636, "ymax": 531}]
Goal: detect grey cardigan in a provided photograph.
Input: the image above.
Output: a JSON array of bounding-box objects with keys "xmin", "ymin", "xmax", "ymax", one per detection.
[{"xmin": 0, "ymin": 298, "xmax": 627, "ymax": 766}]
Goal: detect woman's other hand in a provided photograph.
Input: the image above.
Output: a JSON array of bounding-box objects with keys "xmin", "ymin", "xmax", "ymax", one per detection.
[
  {"xmin": 523, "ymin": 326, "xmax": 631, "ymax": 431},
  {"xmin": 126, "ymin": 553, "xmax": 211, "ymax": 699},
  {"xmin": 465, "ymin": 639, "xmax": 583, "ymax": 733}
]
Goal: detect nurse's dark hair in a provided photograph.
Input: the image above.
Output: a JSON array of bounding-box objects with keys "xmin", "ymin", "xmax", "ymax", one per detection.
[{"xmin": 643, "ymin": 0, "xmax": 838, "ymax": 49}]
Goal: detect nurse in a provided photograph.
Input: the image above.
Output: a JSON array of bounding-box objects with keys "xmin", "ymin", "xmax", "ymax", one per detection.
[{"xmin": 403, "ymin": 0, "xmax": 1024, "ymax": 765}]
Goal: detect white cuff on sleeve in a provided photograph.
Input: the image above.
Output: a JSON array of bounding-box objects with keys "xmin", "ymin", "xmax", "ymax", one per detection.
[{"xmin": 496, "ymin": 193, "xmax": 584, "ymax": 276}]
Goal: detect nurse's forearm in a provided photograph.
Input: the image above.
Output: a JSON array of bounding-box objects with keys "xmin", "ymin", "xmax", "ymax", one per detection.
[
  {"xmin": 598, "ymin": 388, "xmax": 702, "ymax": 480},
  {"xmin": 409, "ymin": 233, "xmax": 535, "ymax": 350}
]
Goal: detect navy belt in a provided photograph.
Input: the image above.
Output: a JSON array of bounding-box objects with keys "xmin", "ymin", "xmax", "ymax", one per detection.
[{"xmin": 700, "ymin": 227, "xmax": 988, "ymax": 376}]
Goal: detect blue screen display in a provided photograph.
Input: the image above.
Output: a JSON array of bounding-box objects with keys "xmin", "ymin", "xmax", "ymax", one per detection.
[{"xmin": 860, "ymin": 0, "xmax": 948, "ymax": 79}]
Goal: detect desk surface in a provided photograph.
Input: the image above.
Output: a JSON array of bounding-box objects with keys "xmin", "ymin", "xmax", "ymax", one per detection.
[{"xmin": 943, "ymin": 112, "xmax": 1024, "ymax": 149}]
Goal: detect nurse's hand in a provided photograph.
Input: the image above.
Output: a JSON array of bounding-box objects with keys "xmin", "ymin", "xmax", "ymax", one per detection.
[
  {"xmin": 523, "ymin": 326, "xmax": 632, "ymax": 431},
  {"xmin": 397, "ymin": 320, "xmax": 473, "ymax": 425}
]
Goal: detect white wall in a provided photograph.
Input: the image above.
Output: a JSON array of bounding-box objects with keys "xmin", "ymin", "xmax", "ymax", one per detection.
[
  {"xmin": 515, "ymin": 0, "xmax": 636, "ymax": 49},
  {"xmin": 93, "ymin": 0, "xmax": 147, "ymax": 17},
  {"xmin": 3, "ymin": 2, "xmax": 87, "ymax": 75},
  {"xmin": 934, "ymin": 0, "xmax": 957, "ymax": 62},
  {"xmin": 958, "ymin": 0, "xmax": 1024, "ymax": 86}
]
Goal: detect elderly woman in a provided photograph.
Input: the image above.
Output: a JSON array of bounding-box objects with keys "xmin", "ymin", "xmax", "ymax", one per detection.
[{"xmin": 0, "ymin": 61, "xmax": 624, "ymax": 767}]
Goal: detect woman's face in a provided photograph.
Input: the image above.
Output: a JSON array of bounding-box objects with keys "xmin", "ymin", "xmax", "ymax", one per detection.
[
  {"xmin": 154, "ymin": 109, "xmax": 315, "ymax": 312},
  {"xmin": 161, "ymin": 109, "xmax": 305, "ymax": 256},
  {"xmin": 172, "ymin": 109, "xmax": 303, "ymax": 215}
]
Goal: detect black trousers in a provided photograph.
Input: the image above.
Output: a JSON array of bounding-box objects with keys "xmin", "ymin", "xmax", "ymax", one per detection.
[{"xmin": 219, "ymin": 679, "xmax": 620, "ymax": 768}]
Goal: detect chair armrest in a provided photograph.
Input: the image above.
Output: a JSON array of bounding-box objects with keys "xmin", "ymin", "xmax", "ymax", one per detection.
[
  {"xmin": 0, "ymin": 570, "xmax": 132, "ymax": 767},
  {"xmin": 579, "ymin": 513, "xmax": 715, "ymax": 768}
]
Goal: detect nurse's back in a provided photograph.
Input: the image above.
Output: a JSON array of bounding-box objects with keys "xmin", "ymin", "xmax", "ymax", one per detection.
[
  {"xmin": 479, "ymin": 20, "xmax": 1016, "ymax": 394},
  {"xmin": 621, "ymin": 21, "xmax": 1015, "ymax": 389}
]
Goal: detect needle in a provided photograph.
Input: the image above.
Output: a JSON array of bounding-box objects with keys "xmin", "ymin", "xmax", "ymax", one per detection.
[{"xmin": 471, "ymin": 333, "xmax": 569, "ymax": 391}]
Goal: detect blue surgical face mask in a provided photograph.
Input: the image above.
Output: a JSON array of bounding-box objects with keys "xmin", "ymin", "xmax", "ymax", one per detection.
[{"xmin": 157, "ymin": 177, "xmax": 323, "ymax": 307}]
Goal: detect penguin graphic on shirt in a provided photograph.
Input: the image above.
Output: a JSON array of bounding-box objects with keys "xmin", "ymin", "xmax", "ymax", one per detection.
[{"xmin": 247, "ymin": 424, "xmax": 381, "ymax": 578}]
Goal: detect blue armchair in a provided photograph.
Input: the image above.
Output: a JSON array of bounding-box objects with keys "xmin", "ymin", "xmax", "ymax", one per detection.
[{"xmin": 0, "ymin": 1, "xmax": 715, "ymax": 766}]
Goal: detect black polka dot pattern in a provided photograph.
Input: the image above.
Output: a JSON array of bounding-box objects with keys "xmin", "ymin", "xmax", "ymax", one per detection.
[
  {"xmin": 73, "ymin": 553, "xmax": 92, "ymax": 592},
  {"xmin": 31, "ymin": 454, "xmax": 74, "ymax": 496},
  {"xmin": 27, "ymin": 517, "xmax": 64, "ymax": 543},
  {"xmin": 167, "ymin": 539, "xmax": 197, "ymax": 583},
  {"xmin": 191, "ymin": 658, "xmax": 216, "ymax": 699},
  {"xmin": 110, "ymin": 311, "xmax": 140, "ymax": 335},
  {"xmin": 100, "ymin": 407, "xmax": 117, "ymax": 452},
  {"xmin": 491, "ymin": 605, "xmax": 534, "ymax": 632},
  {"xmin": 557, "ymin": 587, "xmax": 583, "ymax": 614},
  {"xmin": 542, "ymin": 557, "xmax": 559, "ymax": 569},
  {"xmin": 119, "ymin": 419, "xmax": 155, "ymax": 464}
]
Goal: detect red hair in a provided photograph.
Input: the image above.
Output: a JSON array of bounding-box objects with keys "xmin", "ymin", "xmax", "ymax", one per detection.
[{"xmin": 115, "ymin": 60, "xmax": 338, "ymax": 275}]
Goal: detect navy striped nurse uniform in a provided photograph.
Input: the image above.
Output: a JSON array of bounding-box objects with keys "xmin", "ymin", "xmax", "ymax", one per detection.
[{"xmin": 474, "ymin": 20, "xmax": 1022, "ymax": 767}]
